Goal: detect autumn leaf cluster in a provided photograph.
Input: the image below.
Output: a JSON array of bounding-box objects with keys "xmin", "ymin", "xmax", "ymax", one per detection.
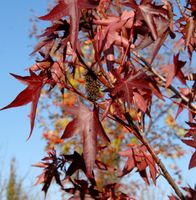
[{"xmin": 1, "ymin": 0, "xmax": 196, "ymax": 199}]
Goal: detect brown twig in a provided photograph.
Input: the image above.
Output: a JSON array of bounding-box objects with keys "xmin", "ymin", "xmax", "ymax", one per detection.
[
  {"xmin": 124, "ymin": 112, "xmax": 186, "ymax": 200},
  {"xmin": 174, "ymin": 0, "xmax": 188, "ymax": 18}
]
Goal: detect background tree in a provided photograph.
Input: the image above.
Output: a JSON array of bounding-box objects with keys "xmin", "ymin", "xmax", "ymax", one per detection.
[
  {"xmin": 5, "ymin": 158, "xmax": 30, "ymax": 200},
  {"xmin": 1, "ymin": 0, "xmax": 196, "ymax": 199},
  {"xmin": 4, "ymin": 158, "xmax": 45, "ymax": 200}
]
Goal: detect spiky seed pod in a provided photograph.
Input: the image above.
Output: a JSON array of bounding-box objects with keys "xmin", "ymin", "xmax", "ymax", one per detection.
[{"xmin": 85, "ymin": 71, "xmax": 100, "ymax": 102}]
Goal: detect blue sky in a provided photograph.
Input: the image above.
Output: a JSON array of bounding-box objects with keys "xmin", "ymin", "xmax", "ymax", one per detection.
[{"xmin": 0, "ymin": 1, "xmax": 195, "ymax": 199}]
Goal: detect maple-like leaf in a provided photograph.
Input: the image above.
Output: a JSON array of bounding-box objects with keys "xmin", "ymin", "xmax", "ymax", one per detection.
[
  {"xmin": 123, "ymin": 0, "xmax": 169, "ymax": 40},
  {"xmin": 161, "ymin": 53, "xmax": 186, "ymax": 87},
  {"xmin": 34, "ymin": 151, "xmax": 98, "ymax": 195},
  {"xmin": 121, "ymin": 0, "xmax": 175, "ymax": 64},
  {"xmin": 112, "ymin": 71, "xmax": 149, "ymax": 112},
  {"xmin": 133, "ymin": 16, "xmax": 171, "ymax": 64},
  {"xmin": 94, "ymin": 10, "xmax": 135, "ymax": 50},
  {"xmin": 177, "ymin": 16, "xmax": 196, "ymax": 60},
  {"xmin": 39, "ymin": 0, "xmax": 99, "ymax": 50},
  {"xmin": 112, "ymin": 69, "xmax": 162, "ymax": 112},
  {"xmin": 0, "ymin": 71, "xmax": 45, "ymax": 139},
  {"xmin": 119, "ymin": 145, "xmax": 157, "ymax": 184},
  {"xmin": 61, "ymin": 103, "xmax": 110, "ymax": 178},
  {"xmin": 139, "ymin": 3, "xmax": 168, "ymax": 41},
  {"xmin": 94, "ymin": 10, "xmax": 134, "ymax": 70}
]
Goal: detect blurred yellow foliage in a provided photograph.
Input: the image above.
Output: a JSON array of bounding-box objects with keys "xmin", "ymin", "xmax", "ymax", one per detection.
[{"xmin": 165, "ymin": 114, "xmax": 176, "ymax": 127}]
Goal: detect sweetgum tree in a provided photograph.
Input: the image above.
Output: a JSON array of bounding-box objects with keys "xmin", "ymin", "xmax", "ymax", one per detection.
[{"xmin": 1, "ymin": 0, "xmax": 196, "ymax": 199}]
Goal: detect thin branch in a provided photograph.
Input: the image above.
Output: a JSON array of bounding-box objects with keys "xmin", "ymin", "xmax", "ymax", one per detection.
[
  {"xmin": 59, "ymin": 73, "xmax": 186, "ymax": 199},
  {"xmin": 124, "ymin": 112, "xmax": 186, "ymax": 200},
  {"xmin": 174, "ymin": 0, "xmax": 188, "ymax": 18}
]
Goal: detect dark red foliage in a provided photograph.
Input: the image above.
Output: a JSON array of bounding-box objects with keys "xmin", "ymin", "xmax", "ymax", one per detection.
[
  {"xmin": 34, "ymin": 150, "xmax": 135, "ymax": 199},
  {"xmin": 177, "ymin": 15, "xmax": 196, "ymax": 60},
  {"xmin": 34, "ymin": 150, "xmax": 88, "ymax": 195},
  {"xmin": 33, "ymin": 149, "xmax": 63, "ymax": 194},
  {"xmin": 63, "ymin": 151, "xmax": 87, "ymax": 177},
  {"xmin": 65, "ymin": 179, "xmax": 100, "ymax": 200}
]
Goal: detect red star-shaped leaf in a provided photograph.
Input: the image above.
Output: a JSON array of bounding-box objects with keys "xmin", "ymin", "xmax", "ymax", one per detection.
[
  {"xmin": 0, "ymin": 71, "xmax": 45, "ymax": 139},
  {"xmin": 112, "ymin": 69, "xmax": 162, "ymax": 112},
  {"xmin": 61, "ymin": 103, "xmax": 110, "ymax": 178}
]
